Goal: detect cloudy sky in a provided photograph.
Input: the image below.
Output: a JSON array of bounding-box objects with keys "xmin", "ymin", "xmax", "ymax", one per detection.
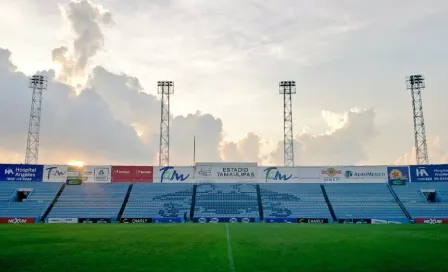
[{"xmin": 0, "ymin": 0, "xmax": 447, "ymax": 166}]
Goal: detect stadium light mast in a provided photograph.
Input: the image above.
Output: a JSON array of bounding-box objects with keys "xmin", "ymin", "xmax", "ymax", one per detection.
[
  {"xmin": 406, "ymin": 75, "xmax": 429, "ymax": 165},
  {"xmin": 158, "ymin": 81, "xmax": 174, "ymax": 167},
  {"xmin": 24, "ymin": 75, "xmax": 48, "ymax": 164},
  {"xmin": 279, "ymin": 81, "xmax": 296, "ymax": 167}
]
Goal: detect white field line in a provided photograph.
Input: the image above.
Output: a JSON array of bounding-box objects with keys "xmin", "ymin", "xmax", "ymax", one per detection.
[{"xmin": 225, "ymin": 223, "xmax": 236, "ymax": 272}]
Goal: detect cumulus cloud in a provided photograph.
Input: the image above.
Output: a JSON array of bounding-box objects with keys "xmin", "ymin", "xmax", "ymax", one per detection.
[
  {"xmin": 221, "ymin": 133, "xmax": 263, "ymax": 163},
  {"xmin": 2, "ymin": 0, "xmax": 448, "ymax": 167},
  {"xmin": 395, "ymin": 136, "xmax": 448, "ymax": 165},
  {"xmin": 267, "ymin": 108, "xmax": 377, "ymax": 166},
  {"xmin": 52, "ymin": 0, "xmax": 112, "ymax": 88}
]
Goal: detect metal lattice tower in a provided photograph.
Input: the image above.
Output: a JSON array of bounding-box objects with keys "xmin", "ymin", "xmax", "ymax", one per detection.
[
  {"xmin": 406, "ymin": 75, "xmax": 429, "ymax": 165},
  {"xmin": 158, "ymin": 81, "xmax": 174, "ymax": 167},
  {"xmin": 279, "ymin": 81, "xmax": 296, "ymax": 167},
  {"xmin": 25, "ymin": 75, "xmax": 47, "ymax": 164}
]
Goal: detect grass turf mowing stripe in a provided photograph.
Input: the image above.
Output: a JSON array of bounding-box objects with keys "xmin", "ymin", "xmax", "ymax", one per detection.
[{"xmin": 225, "ymin": 223, "xmax": 236, "ymax": 272}]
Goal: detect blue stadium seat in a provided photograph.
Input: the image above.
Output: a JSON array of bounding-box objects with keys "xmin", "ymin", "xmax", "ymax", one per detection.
[
  {"xmin": 47, "ymin": 183, "xmax": 129, "ymax": 222},
  {"xmin": 0, "ymin": 182, "xmax": 62, "ymax": 221},
  {"xmin": 393, "ymin": 182, "xmax": 448, "ymax": 219},
  {"xmin": 122, "ymin": 183, "xmax": 193, "ymax": 220},
  {"xmin": 260, "ymin": 184, "xmax": 332, "ymax": 221},
  {"xmin": 194, "ymin": 183, "xmax": 260, "ymax": 219},
  {"xmin": 324, "ymin": 183, "xmax": 407, "ymax": 222}
]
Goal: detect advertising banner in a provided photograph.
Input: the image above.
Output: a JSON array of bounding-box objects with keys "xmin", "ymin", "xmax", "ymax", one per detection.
[
  {"xmin": 298, "ymin": 166, "xmax": 387, "ymax": 183},
  {"xmin": 120, "ymin": 218, "xmax": 152, "ymax": 223},
  {"xmin": 42, "ymin": 165, "xmax": 67, "ymax": 182},
  {"xmin": 259, "ymin": 167, "xmax": 299, "ymax": 183},
  {"xmin": 47, "ymin": 218, "xmax": 78, "ymax": 224},
  {"xmin": 387, "ymin": 166, "xmax": 410, "ymax": 185},
  {"xmin": 410, "ymin": 165, "xmax": 448, "ymax": 182},
  {"xmin": 67, "ymin": 165, "xmax": 111, "ymax": 183},
  {"xmin": 78, "ymin": 218, "xmax": 111, "ymax": 223},
  {"xmin": 152, "ymin": 218, "xmax": 183, "ymax": 223},
  {"xmin": 195, "ymin": 164, "xmax": 258, "ymax": 181},
  {"xmin": 338, "ymin": 218, "xmax": 372, "ymax": 224},
  {"xmin": 193, "ymin": 217, "xmax": 257, "ymax": 223},
  {"xmin": 297, "ymin": 218, "xmax": 329, "ymax": 224},
  {"xmin": 0, "ymin": 218, "xmax": 35, "ymax": 224},
  {"xmin": 265, "ymin": 218, "xmax": 297, "ymax": 223},
  {"xmin": 154, "ymin": 166, "xmax": 194, "ymax": 183},
  {"xmin": 371, "ymin": 219, "xmax": 406, "ymax": 224},
  {"xmin": 415, "ymin": 218, "xmax": 448, "ymax": 224},
  {"xmin": 111, "ymin": 166, "xmax": 153, "ymax": 183},
  {"xmin": 0, "ymin": 164, "xmax": 43, "ymax": 182}
]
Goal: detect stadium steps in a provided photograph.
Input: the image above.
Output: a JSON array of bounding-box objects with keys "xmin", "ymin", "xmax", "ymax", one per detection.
[
  {"xmin": 320, "ymin": 184, "xmax": 337, "ymax": 222},
  {"xmin": 190, "ymin": 184, "xmax": 198, "ymax": 220},
  {"xmin": 117, "ymin": 184, "xmax": 133, "ymax": 222},
  {"xmin": 256, "ymin": 184, "xmax": 264, "ymax": 220},
  {"xmin": 387, "ymin": 184, "xmax": 412, "ymax": 221},
  {"xmin": 41, "ymin": 183, "xmax": 66, "ymax": 223}
]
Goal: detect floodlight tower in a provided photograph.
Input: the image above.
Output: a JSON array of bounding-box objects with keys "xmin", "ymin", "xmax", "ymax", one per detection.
[
  {"xmin": 158, "ymin": 81, "xmax": 174, "ymax": 167},
  {"xmin": 25, "ymin": 75, "xmax": 48, "ymax": 164},
  {"xmin": 279, "ymin": 81, "xmax": 296, "ymax": 167},
  {"xmin": 406, "ymin": 75, "xmax": 429, "ymax": 165}
]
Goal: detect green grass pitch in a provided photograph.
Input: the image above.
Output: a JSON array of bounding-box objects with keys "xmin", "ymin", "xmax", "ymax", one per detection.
[{"xmin": 1, "ymin": 224, "xmax": 448, "ymax": 272}]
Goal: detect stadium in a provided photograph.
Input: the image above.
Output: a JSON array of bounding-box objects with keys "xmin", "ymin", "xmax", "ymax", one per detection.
[
  {"xmin": 2, "ymin": 1, "xmax": 448, "ymax": 272},
  {"xmin": 1, "ymin": 162, "xmax": 448, "ymax": 271}
]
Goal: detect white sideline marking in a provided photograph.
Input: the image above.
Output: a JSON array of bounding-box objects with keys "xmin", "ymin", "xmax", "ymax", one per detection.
[{"xmin": 225, "ymin": 223, "xmax": 236, "ymax": 272}]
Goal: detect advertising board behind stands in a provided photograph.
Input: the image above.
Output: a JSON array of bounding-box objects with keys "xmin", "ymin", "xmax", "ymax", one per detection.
[
  {"xmin": 47, "ymin": 218, "xmax": 78, "ymax": 224},
  {"xmin": 410, "ymin": 165, "xmax": 448, "ymax": 182},
  {"xmin": 0, "ymin": 164, "xmax": 43, "ymax": 182},
  {"xmin": 266, "ymin": 218, "xmax": 329, "ymax": 223},
  {"xmin": 193, "ymin": 217, "xmax": 258, "ymax": 223},
  {"xmin": 260, "ymin": 167, "xmax": 299, "ymax": 183},
  {"xmin": 0, "ymin": 218, "xmax": 35, "ymax": 224},
  {"xmin": 387, "ymin": 166, "xmax": 409, "ymax": 185},
  {"xmin": 415, "ymin": 218, "xmax": 448, "ymax": 224},
  {"xmin": 155, "ymin": 166, "xmax": 194, "ymax": 183},
  {"xmin": 195, "ymin": 163, "xmax": 258, "ymax": 182},
  {"xmin": 338, "ymin": 218, "xmax": 372, "ymax": 224},
  {"xmin": 120, "ymin": 218, "xmax": 152, "ymax": 223},
  {"xmin": 43, "ymin": 165, "xmax": 68, "ymax": 182},
  {"xmin": 111, "ymin": 166, "xmax": 153, "ymax": 182},
  {"xmin": 298, "ymin": 166, "xmax": 387, "ymax": 183},
  {"xmin": 66, "ymin": 165, "xmax": 111, "ymax": 183},
  {"xmin": 78, "ymin": 218, "xmax": 111, "ymax": 223}
]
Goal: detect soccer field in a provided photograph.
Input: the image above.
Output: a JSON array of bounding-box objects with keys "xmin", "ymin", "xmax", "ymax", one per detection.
[{"xmin": 1, "ymin": 224, "xmax": 447, "ymax": 272}]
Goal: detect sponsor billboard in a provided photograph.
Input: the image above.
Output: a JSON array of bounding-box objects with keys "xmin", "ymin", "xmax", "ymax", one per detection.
[
  {"xmin": 415, "ymin": 218, "xmax": 448, "ymax": 224},
  {"xmin": 0, "ymin": 164, "xmax": 43, "ymax": 182},
  {"xmin": 195, "ymin": 164, "xmax": 258, "ymax": 181},
  {"xmin": 111, "ymin": 166, "xmax": 153, "ymax": 182},
  {"xmin": 120, "ymin": 218, "xmax": 152, "ymax": 223},
  {"xmin": 152, "ymin": 218, "xmax": 183, "ymax": 223},
  {"xmin": 338, "ymin": 218, "xmax": 372, "ymax": 224},
  {"xmin": 193, "ymin": 217, "xmax": 257, "ymax": 223},
  {"xmin": 410, "ymin": 165, "xmax": 448, "ymax": 182},
  {"xmin": 78, "ymin": 218, "xmax": 111, "ymax": 223},
  {"xmin": 260, "ymin": 167, "xmax": 299, "ymax": 183},
  {"xmin": 387, "ymin": 166, "xmax": 410, "ymax": 185},
  {"xmin": 265, "ymin": 218, "xmax": 297, "ymax": 223},
  {"xmin": 47, "ymin": 218, "xmax": 78, "ymax": 224},
  {"xmin": 0, "ymin": 218, "xmax": 35, "ymax": 224},
  {"xmin": 371, "ymin": 219, "xmax": 406, "ymax": 224},
  {"xmin": 66, "ymin": 165, "xmax": 111, "ymax": 183},
  {"xmin": 155, "ymin": 166, "xmax": 194, "ymax": 183},
  {"xmin": 298, "ymin": 166, "xmax": 387, "ymax": 183},
  {"xmin": 297, "ymin": 218, "xmax": 329, "ymax": 224},
  {"xmin": 42, "ymin": 165, "xmax": 67, "ymax": 182}
]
